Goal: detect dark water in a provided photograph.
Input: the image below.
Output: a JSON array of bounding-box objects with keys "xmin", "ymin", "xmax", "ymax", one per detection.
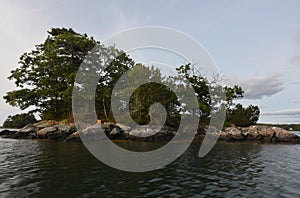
[{"xmin": 0, "ymin": 137, "xmax": 300, "ymax": 197}]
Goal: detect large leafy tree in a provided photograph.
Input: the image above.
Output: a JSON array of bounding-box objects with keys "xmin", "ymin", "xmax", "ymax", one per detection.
[{"xmin": 4, "ymin": 28, "xmax": 97, "ymax": 120}]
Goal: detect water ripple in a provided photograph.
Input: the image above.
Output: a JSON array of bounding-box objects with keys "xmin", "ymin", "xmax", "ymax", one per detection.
[{"xmin": 0, "ymin": 138, "xmax": 299, "ymax": 197}]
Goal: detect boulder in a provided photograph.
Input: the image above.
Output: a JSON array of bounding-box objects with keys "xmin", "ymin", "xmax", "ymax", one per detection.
[
  {"xmin": 115, "ymin": 123, "xmax": 131, "ymax": 132},
  {"xmin": 33, "ymin": 120, "xmax": 56, "ymax": 129},
  {"xmin": 128, "ymin": 127, "xmax": 156, "ymax": 141},
  {"xmin": 37, "ymin": 127, "xmax": 58, "ymax": 138},
  {"xmin": 18, "ymin": 124, "xmax": 36, "ymax": 134},
  {"xmin": 217, "ymin": 131, "xmax": 229, "ymax": 140},
  {"xmin": 65, "ymin": 132, "xmax": 81, "ymax": 142},
  {"xmin": 13, "ymin": 124, "xmax": 37, "ymax": 138},
  {"xmin": 81, "ymin": 124, "xmax": 107, "ymax": 141},
  {"xmin": 226, "ymin": 127, "xmax": 245, "ymax": 140},
  {"xmin": 108, "ymin": 127, "xmax": 122, "ymax": 140},
  {"xmin": 246, "ymin": 126, "xmax": 264, "ymax": 141},
  {"xmin": 0, "ymin": 129, "xmax": 19, "ymax": 138},
  {"xmin": 0, "ymin": 129, "xmax": 17, "ymax": 136},
  {"xmin": 273, "ymin": 127, "xmax": 300, "ymax": 142},
  {"xmin": 56, "ymin": 124, "xmax": 76, "ymax": 139}
]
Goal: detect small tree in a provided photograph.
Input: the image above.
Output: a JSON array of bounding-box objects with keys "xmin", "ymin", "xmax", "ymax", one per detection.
[{"xmin": 226, "ymin": 104, "xmax": 260, "ymax": 127}]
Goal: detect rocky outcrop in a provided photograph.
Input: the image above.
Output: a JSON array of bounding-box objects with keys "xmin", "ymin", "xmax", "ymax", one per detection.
[
  {"xmin": 0, "ymin": 121, "xmax": 77, "ymax": 141},
  {"xmin": 216, "ymin": 125, "xmax": 300, "ymax": 143},
  {"xmin": 1, "ymin": 122, "xmax": 300, "ymax": 143}
]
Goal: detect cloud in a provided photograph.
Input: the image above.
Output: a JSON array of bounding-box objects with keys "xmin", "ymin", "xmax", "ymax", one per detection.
[
  {"xmin": 263, "ymin": 108, "xmax": 300, "ymax": 116},
  {"xmin": 225, "ymin": 73, "xmax": 284, "ymax": 100}
]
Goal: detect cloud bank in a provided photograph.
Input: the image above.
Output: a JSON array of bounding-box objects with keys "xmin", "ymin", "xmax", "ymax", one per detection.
[
  {"xmin": 225, "ymin": 73, "xmax": 284, "ymax": 100},
  {"xmin": 263, "ymin": 108, "xmax": 300, "ymax": 116}
]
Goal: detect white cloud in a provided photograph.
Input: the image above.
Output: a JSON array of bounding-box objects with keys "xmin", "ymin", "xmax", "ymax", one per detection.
[
  {"xmin": 263, "ymin": 108, "xmax": 300, "ymax": 116},
  {"xmin": 0, "ymin": 1, "xmax": 51, "ymax": 124},
  {"xmin": 225, "ymin": 73, "xmax": 284, "ymax": 100}
]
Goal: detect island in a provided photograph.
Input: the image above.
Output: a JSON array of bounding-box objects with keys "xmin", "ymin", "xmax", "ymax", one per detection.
[{"xmin": 2, "ymin": 27, "xmax": 300, "ymax": 144}]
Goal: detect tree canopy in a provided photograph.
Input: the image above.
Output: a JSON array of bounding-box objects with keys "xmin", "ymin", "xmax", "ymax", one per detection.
[
  {"xmin": 3, "ymin": 27, "xmax": 260, "ymax": 128},
  {"xmin": 4, "ymin": 28, "xmax": 97, "ymax": 120}
]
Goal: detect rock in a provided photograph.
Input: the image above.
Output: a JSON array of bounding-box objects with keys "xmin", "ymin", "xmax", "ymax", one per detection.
[
  {"xmin": 0, "ymin": 129, "xmax": 17, "ymax": 136},
  {"xmin": 81, "ymin": 124, "xmax": 107, "ymax": 141},
  {"xmin": 18, "ymin": 124, "xmax": 36, "ymax": 134},
  {"xmin": 13, "ymin": 124, "xmax": 37, "ymax": 139},
  {"xmin": 129, "ymin": 126, "xmax": 157, "ymax": 137},
  {"xmin": 33, "ymin": 120, "xmax": 56, "ymax": 129},
  {"xmin": 37, "ymin": 127, "xmax": 58, "ymax": 138},
  {"xmin": 0, "ymin": 129, "xmax": 19, "ymax": 138},
  {"xmin": 57, "ymin": 125, "xmax": 75, "ymax": 138},
  {"xmin": 128, "ymin": 127, "xmax": 156, "ymax": 141},
  {"xmin": 259, "ymin": 126, "xmax": 275, "ymax": 141},
  {"xmin": 226, "ymin": 127, "xmax": 245, "ymax": 140},
  {"xmin": 108, "ymin": 127, "xmax": 122, "ymax": 140},
  {"xmin": 221, "ymin": 125, "xmax": 300, "ymax": 143},
  {"xmin": 115, "ymin": 123, "xmax": 131, "ymax": 132},
  {"xmin": 246, "ymin": 126, "xmax": 264, "ymax": 141},
  {"xmin": 65, "ymin": 132, "xmax": 81, "ymax": 142},
  {"xmin": 217, "ymin": 131, "xmax": 229, "ymax": 140},
  {"xmin": 127, "ymin": 126, "xmax": 176, "ymax": 142},
  {"xmin": 273, "ymin": 127, "xmax": 300, "ymax": 142}
]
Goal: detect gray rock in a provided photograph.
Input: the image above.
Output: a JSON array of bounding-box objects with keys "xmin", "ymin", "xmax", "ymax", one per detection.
[
  {"xmin": 229, "ymin": 128, "xmax": 245, "ymax": 140},
  {"xmin": 273, "ymin": 127, "xmax": 300, "ymax": 142},
  {"xmin": 246, "ymin": 126, "xmax": 263, "ymax": 141},
  {"xmin": 33, "ymin": 120, "xmax": 56, "ymax": 129},
  {"xmin": 65, "ymin": 132, "xmax": 81, "ymax": 142},
  {"xmin": 115, "ymin": 123, "xmax": 131, "ymax": 132},
  {"xmin": 37, "ymin": 127, "xmax": 58, "ymax": 138},
  {"xmin": 18, "ymin": 124, "xmax": 36, "ymax": 134},
  {"xmin": 81, "ymin": 124, "xmax": 107, "ymax": 141}
]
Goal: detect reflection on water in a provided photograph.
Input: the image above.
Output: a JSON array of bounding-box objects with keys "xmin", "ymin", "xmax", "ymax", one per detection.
[{"xmin": 0, "ymin": 138, "xmax": 299, "ymax": 197}]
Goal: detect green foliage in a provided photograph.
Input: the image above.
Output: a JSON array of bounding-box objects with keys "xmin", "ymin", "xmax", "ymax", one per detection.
[
  {"xmin": 3, "ymin": 113, "xmax": 37, "ymax": 129},
  {"xmin": 4, "ymin": 27, "xmax": 260, "ymax": 128},
  {"xmin": 174, "ymin": 63, "xmax": 244, "ymax": 123},
  {"xmin": 226, "ymin": 104, "xmax": 260, "ymax": 127},
  {"xmin": 95, "ymin": 52, "xmax": 135, "ymax": 121},
  {"xmin": 4, "ymin": 28, "xmax": 134, "ymax": 121},
  {"xmin": 4, "ymin": 28, "xmax": 97, "ymax": 120},
  {"xmin": 115, "ymin": 64, "xmax": 180, "ymax": 128}
]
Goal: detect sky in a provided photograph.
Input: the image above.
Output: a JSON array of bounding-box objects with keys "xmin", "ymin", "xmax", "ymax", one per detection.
[{"xmin": 0, "ymin": 0, "xmax": 300, "ymax": 124}]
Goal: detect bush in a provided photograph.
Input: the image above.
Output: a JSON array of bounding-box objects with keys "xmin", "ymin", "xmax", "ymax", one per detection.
[
  {"xmin": 226, "ymin": 104, "xmax": 260, "ymax": 127},
  {"xmin": 3, "ymin": 113, "xmax": 37, "ymax": 129}
]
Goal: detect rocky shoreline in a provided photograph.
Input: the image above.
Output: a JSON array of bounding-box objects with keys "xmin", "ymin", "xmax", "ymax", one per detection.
[{"xmin": 1, "ymin": 120, "xmax": 300, "ymax": 143}]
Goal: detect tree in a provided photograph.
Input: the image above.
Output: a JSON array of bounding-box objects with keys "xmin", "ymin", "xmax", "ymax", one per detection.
[
  {"xmin": 95, "ymin": 52, "xmax": 135, "ymax": 121},
  {"xmin": 226, "ymin": 104, "xmax": 260, "ymax": 127},
  {"xmin": 4, "ymin": 28, "xmax": 97, "ymax": 120},
  {"xmin": 174, "ymin": 63, "xmax": 244, "ymax": 123},
  {"xmin": 4, "ymin": 28, "xmax": 134, "ymax": 121},
  {"xmin": 115, "ymin": 64, "xmax": 180, "ymax": 127},
  {"xmin": 3, "ymin": 113, "xmax": 37, "ymax": 129}
]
